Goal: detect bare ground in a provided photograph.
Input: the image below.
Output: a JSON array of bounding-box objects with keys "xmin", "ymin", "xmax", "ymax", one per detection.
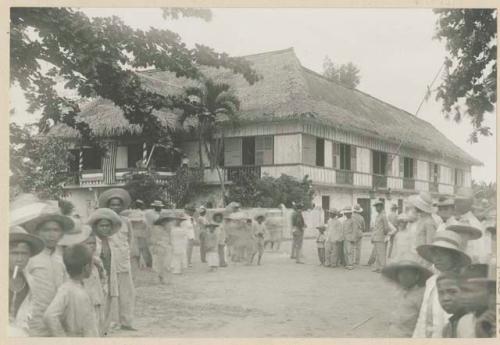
[{"xmin": 110, "ymin": 237, "xmax": 397, "ymax": 338}]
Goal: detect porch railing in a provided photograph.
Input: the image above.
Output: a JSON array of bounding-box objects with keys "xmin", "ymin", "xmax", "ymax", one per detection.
[{"xmin": 336, "ymin": 170, "xmax": 354, "ymax": 185}]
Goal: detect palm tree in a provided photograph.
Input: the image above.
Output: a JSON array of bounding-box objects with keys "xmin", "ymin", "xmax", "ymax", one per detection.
[{"xmin": 182, "ymin": 78, "xmax": 240, "ymax": 206}]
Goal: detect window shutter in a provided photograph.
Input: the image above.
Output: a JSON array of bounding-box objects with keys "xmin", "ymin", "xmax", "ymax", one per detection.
[
  {"xmin": 302, "ymin": 134, "xmax": 316, "ymax": 166},
  {"xmin": 350, "ymin": 146, "xmax": 357, "ymax": 172},
  {"xmin": 224, "ymin": 137, "xmax": 242, "ymax": 166},
  {"xmin": 332, "ymin": 142, "xmax": 338, "ymax": 169},
  {"xmin": 399, "ymin": 156, "xmax": 405, "ymax": 177}
]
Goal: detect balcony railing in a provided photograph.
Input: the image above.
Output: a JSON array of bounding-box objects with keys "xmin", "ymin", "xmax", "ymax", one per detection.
[
  {"xmin": 372, "ymin": 174, "xmax": 387, "ymax": 189},
  {"xmin": 403, "ymin": 178, "xmax": 415, "ymax": 190},
  {"xmin": 336, "ymin": 170, "xmax": 354, "ymax": 185},
  {"xmin": 226, "ymin": 166, "xmax": 261, "ymax": 183}
]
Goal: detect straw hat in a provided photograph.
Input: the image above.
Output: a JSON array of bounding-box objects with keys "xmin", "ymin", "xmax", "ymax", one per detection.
[
  {"xmin": 150, "ymin": 200, "xmax": 165, "ymax": 208},
  {"xmin": 381, "ymin": 260, "xmax": 432, "ymax": 286},
  {"xmin": 437, "ymin": 197, "xmax": 455, "ymax": 208},
  {"xmin": 98, "ymin": 188, "xmax": 132, "ymax": 209},
  {"xmin": 342, "ymin": 206, "xmax": 353, "ymax": 214},
  {"xmin": 154, "ymin": 210, "xmax": 188, "ymax": 225},
  {"xmin": 9, "ymin": 226, "xmax": 45, "ymax": 257},
  {"xmin": 407, "ymin": 192, "xmax": 434, "ymax": 214},
  {"xmin": 352, "ymin": 204, "xmax": 363, "ymax": 213},
  {"xmin": 58, "ymin": 225, "xmax": 93, "ymax": 247},
  {"xmin": 87, "ymin": 208, "xmax": 122, "ymax": 235},
  {"xmin": 417, "ymin": 230, "xmax": 471, "ymax": 267},
  {"xmin": 373, "ymin": 199, "xmax": 384, "ymax": 207},
  {"xmin": 446, "ymin": 219, "xmax": 483, "ymax": 240},
  {"xmin": 329, "ymin": 208, "xmax": 339, "ymax": 216},
  {"xmin": 21, "ymin": 204, "xmax": 75, "ymax": 234}
]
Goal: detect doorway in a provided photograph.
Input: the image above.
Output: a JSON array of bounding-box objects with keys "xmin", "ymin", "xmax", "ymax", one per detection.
[
  {"xmin": 356, "ymin": 198, "xmax": 371, "ymax": 232},
  {"xmin": 322, "ymin": 195, "xmax": 330, "ymax": 223}
]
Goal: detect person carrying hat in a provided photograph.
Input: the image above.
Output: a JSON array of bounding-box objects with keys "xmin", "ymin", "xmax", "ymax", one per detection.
[
  {"xmin": 326, "ymin": 208, "xmax": 343, "ymax": 267},
  {"xmin": 20, "ymin": 204, "xmax": 75, "ymax": 336},
  {"xmin": 412, "ymin": 230, "xmax": 472, "ymax": 338},
  {"xmin": 97, "ymin": 188, "xmax": 137, "ymax": 331},
  {"xmin": 352, "ymin": 204, "xmax": 366, "ymax": 265},
  {"xmin": 454, "ymin": 187, "xmax": 490, "ymax": 264},
  {"xmin": 382, "ymin": 259, "xmax": 432, "ymax": 337},
  {"xmin": 88, "ymin": 207, "xmax": 123, "ymax": 334},
  {"xmin": 342, "ymin": 207, "xmax": 360, "ymax": 270},
  {"xmin": 9, "ymin": 227, "xmax": 45, "ymax": 336},
  {"xmin": 371, "ymin": 199, "xmax": 391, "ymax": 272}
]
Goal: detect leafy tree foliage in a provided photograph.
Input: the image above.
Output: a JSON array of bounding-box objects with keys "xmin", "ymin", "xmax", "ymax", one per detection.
[
  {"xmin": 433, "ymin": 9, "xmax": 496, "ymax": 142},
  {"xmin": 182, "ymin": 79, "xmax": 241, "ymax": 205},
  {"xmin": 227, "ymin": 173, "xmax": 314, "ymax": 209},
  {"xmin": 322, "ymin": 56, "xmax": 361, "ymax": 89},
  {"xmin": 10, "ymin": 122, "xmax": 75, "ymax": 200},
  {"xmin": 10, "ymin": 7, "xmax": 258, "ymax": 142}
]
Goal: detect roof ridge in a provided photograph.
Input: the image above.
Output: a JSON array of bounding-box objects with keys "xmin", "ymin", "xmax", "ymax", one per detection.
[{"xmin": 237, "ymin": 47, "xmax": 295, "ymax": 58}]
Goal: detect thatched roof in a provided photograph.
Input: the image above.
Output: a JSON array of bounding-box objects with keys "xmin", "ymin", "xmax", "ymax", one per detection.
[
  {"xmin": 47, "ymin": 98, "xmax": 185, "ymax": 139},
  {"xmin": 49, "ymin": 47, "xmax": 479, "ymax": 165}
]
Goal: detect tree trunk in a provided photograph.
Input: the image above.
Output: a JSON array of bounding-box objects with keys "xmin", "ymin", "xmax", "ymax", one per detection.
[
  {"xmin": 203, "ymin": 137, "xmax": 226, "ymax": 207},
  {"xmin": 198, "ymin": 125, "xmax": 204, "ymax": 170}
]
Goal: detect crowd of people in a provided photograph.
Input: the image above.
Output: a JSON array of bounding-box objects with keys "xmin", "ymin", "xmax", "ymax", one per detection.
[
  {"xmin": 8, "ymin": 188, "xmax": 285, "ymax": 337},
  {"xmin": 311, "ymin": 187, "xmax": 496, "ymax": 338},
  {"xmin": 8, "ymin": 185, "xmax": 496, "ymax": 338}
]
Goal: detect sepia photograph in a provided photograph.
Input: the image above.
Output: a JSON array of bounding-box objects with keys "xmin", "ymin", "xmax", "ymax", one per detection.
[{"xmin": 7, "ymin": 5, "xmax": 498, "ymax": 339}]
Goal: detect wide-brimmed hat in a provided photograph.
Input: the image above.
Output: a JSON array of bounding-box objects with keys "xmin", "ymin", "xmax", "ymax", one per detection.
[
  {"xmin": 154, "ymin": 210, "xmax": 188, "ymax": 225},
  {"xmin": 438, "ymin": 197, "xmax": 455, "ymax": 208},
  {"xmin": 150, "ymin": 200, "xmax": 165, "ymax": 208},
  {"xmin": 329, "ymin": 208, "xmax": 339, "ymax": 215},
  {"xmin": 21, "ymin": 204, "xmax": 75, "ymax": 234},
  {"xmin": 407, "ymin": 192, "xmax": 433, "ymax": 214},
  {"xmin": 446, "ymin": 219, "xmax": 483, "ymax": 240},
  {"xmin": 98, "ymin": 188, "xmax": 132, "ymax": 209},
  {"xmin": 381, "ymin": 260, "xmax": 433, "ymax": 286},
  {"xmin": 58, "ymin": 225, "xmax": 93, "ymax": 246},
  {"xmin": 373, "ymin": 199, "xmax": 384, "ymax": 207},
  {"xmin": 352, "ymin": 204, "xmax": 363, "ymax": 213},
  {"xmin": 417, "ymin": 230, "xmax": 471, "ymax": 267},
  {"xmin": 342, "ymin": 206, "xmax": 353, "ymax": 214},
  {"xmin": 9, "ymin": 226, "xmax": 45, "ymax": 257},
  {"xmin": 87, "ymin": 208, "xmax": 122, "ymax": 235}
]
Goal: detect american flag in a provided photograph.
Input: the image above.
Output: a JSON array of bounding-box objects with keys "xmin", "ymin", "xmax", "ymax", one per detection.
[{"xmin": 102, "ymin": 141, "xmax": 118, "ymax": 184}]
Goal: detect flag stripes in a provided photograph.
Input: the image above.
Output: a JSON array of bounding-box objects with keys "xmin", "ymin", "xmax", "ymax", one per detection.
[{"xmin": 103, "ymin": 141, "xmax": 118, "ymax": 184}]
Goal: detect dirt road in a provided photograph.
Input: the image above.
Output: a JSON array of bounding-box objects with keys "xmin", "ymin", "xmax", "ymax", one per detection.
[{"xmin": 111, "ymin": 238, "xmax": 397, "ymax": 337}]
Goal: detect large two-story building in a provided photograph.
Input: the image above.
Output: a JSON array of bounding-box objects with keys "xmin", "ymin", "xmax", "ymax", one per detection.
[{"xmin": 50, "ymin": 48, "xmax": 481, "ymax": 224}]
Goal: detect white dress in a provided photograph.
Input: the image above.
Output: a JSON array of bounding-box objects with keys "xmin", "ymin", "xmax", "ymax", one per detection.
[{"xmin": 170, "ymin": 226, "xmax": 187, "ymax": 274}]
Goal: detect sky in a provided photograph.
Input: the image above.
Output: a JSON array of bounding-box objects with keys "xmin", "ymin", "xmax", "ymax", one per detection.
[{"xmin": 10, "ymin": 8, "xmax": 497, "ymax": 183}]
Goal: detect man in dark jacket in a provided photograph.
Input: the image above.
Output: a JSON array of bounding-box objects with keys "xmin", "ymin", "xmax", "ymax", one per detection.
[{"xmin": 291, "ymin": 203, "xmax": 306, "ymax": 264}]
